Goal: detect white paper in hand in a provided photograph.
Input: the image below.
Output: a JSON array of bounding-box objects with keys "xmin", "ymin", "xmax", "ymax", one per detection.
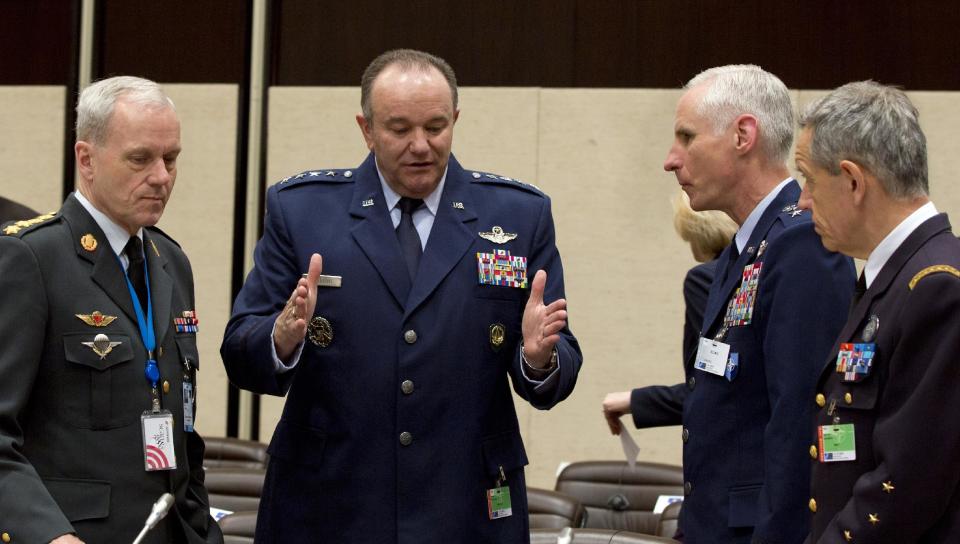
[{"xmin": 619, "ymin": 424, "xmax": 641, "ymax": 468}]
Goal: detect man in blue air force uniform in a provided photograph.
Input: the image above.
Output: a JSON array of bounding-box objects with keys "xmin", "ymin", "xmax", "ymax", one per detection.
[
  {"xmin": 221, "ymin": 49, "xmax": 582, "ymax": 543},
  {"xmin": 661, "ymin": 65, "xmax": 855, "ymax": 543},
  {"xmin": 798, "ymin": 82, "xmax": 960, "ymax": 543}
]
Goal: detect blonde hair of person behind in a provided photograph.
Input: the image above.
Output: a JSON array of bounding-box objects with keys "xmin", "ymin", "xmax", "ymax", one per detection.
[{"xmin": 672, "ymin": 191, "xmax": 738, "ymax": 262}]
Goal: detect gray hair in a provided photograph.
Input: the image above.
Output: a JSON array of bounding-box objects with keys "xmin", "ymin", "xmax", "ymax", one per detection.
[
  {"xmin": 686, "ymin": 65, "xmax": 794, "ymax": 163},
  {"xmin": 799, "ymin": 81, "xmax": 928, "ymax": 199},
  {"xmin": 76, "ymin": 76, "xmax": 175, "ymax": 144},
  {"xmin": 360, "ymin": 49, "xmax": 458, "ymax": 122}
]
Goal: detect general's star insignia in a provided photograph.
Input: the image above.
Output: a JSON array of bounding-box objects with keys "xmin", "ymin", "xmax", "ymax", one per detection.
[
  {"xmin": 76, "ymin": 311, "xmax": 118, "ymax": 327},
  {"xmin": 479, "ymin": 226, "xmax": 517, "ymax": 244}
]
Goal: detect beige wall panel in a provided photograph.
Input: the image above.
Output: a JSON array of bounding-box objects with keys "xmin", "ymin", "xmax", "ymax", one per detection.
[
  {"xmin": 266, "ymin": 87, "xmax": 367, "ymax": 184},
  {"xmin": 156, "ymin": 84, "xmax": 238, "ymax": 438},
  {"xmin": 453, "ymin": 87, "xmax": 540, "ymax": 182},
  {"xmin": 523, "ymin": 88, "xmax": 692, "ymax": 488},
  {"xmin": 0, "ymin": 86, "xmax": 65, "ymax": 213},
  {"xmin": 904, "ymin": 92, "xmax": 960, "ymax": 218}
]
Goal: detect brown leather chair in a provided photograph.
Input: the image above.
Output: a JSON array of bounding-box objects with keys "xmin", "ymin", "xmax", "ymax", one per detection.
[
  {"xmin": 204, "ymin": 467, "xmax": 266, "ymax": 513},
  {"xmin": 528, "ymin": 487, "xmax": 587, "ymax": 528},
  {"xmin": 203, "ymin": 436, "xmax": 269, "ymax": 469},
  {"xmin": 554, "ymin": 461, "xmax": 683, "ymax": 534},
  {"xmin": 530, "ymin": 528, "xmax": 678, "ymax": 543},
  {"xmin": 655, "ymin": 500, "xmax": 682, "ymax": 538},
  {"xmin": 218, "ymin": 510, "xmax": 257, "ymax": 544}
]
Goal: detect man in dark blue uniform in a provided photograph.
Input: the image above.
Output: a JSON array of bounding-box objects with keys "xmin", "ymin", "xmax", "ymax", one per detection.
[
  {"xmin": 221, "ymin": 49, "xmax": 582, "ymax": 543},
  {"xmin": 661, "ymin": 65, "xmax": 855, "ymax": 543},
  {"xmin": 797, "ymin": 82, "xmax": 960, "ymax": 543}
]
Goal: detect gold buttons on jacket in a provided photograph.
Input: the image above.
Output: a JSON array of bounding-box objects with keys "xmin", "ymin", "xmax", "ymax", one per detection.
[
  {"xmin": 882, "ymin": 481, "xmax": 895, "ymax": 493},
  {"xmin": 1, "ymin": 532, "xmax": 10, "ymax": 543},
  {"xmin": 162, "ymin": 381, "xmax": 170, "ymax": 394},
  {"xmin": 401, "ymin": 380, "xmax": 415, "ymax": 395},
  {"xmin": 844, "ymin": 530, "xmax": 852, "ymax": 542},
  {"xmin": 399, "ymin": 431, "xmax": 413, "ymax": 446},
  {"xmin": 808, "ymin": 498, "xmax": 817, "ymax": 512},
  {"xmin": 404, "ymin": 330, "xmax": 418, "ymax": 344},
  {"xmin": 810, "ymin": 445, "xmax": 818, "ymax": 459},
  {"xmin": 816, "ymin": 393, "xmax": 826, "ymax": 407},
  {"xmin": 868, "ymin": 513, "xmax": 880, "ymax": 525},
  {"xmin": 844, "ymin": 392, "xmax": 853, "ymax": 404}
]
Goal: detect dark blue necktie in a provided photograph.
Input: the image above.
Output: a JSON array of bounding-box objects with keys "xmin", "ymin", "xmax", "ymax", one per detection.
[
  {"xmin": 396, "ymin": 197, "xmax": 423, "ymax": 279},
  {"xmin": 124, "ymin": 236, "xmax": 148, "ymax": 310}
]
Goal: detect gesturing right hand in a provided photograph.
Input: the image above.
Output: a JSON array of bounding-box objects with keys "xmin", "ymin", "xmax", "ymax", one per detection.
[{"xmin": 273, "ymin": 253, "xmax": 322, "ymax": 361}]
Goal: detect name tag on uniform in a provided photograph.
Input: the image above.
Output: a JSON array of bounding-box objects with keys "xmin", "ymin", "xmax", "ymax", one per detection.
[
  {"xmin": 142, "ymin": 411, "xmax": 177, "ymax": 471},
  {"xmin": 695, "ymin": 337, "xmax": 731, "ymax": 376},
  {"xmin": 818, "ymin": 423, "xmax": 856, "ymax": 462}
]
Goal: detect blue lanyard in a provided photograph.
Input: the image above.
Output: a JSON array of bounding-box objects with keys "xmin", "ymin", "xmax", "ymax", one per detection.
[{"xmin": 118, "ymin": 254, "xmax": 159, "ymax": 389}]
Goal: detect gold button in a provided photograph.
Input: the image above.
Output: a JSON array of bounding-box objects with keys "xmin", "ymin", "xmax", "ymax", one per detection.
[
  {"xmin": 816, "ymin": 393, "xmax": 826, "ymax": 407},
  {"xmin": 844, "ymin": 529, "xmax": 852, "ymax": 542},
  {"xmin": 844, "ymin": 392, "xmax": 853, "ymax": 404},
  {"xmin": 2, "ymin": 532, "xmax": 10, "ymax": 543},
  {"xmin": 810, "ymin": 445, "xmax": 818, "ymax": 459},
  {"xmin": 809, "ymin": 498, "xmax": 817, "ymax": 512},
  {"xmin": 162, "ymin": 381, "xmax": 170, "ymax": 394}
]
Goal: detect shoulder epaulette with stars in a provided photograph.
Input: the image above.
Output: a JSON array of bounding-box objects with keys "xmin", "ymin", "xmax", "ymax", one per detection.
[
  {"xmin": 779, "ymin": 203, "xmax": 808, "ymax": 222},
  {"xmin": 276, "ymin": 169, "xmax": 355, "ymax": 190},
  {"xmin": 469, "ymin": 171, "xmax": 545, "ymax": 197},
  {"xmin": 2, "ymin": 211, "xmax": 59, "ymax": 236}
]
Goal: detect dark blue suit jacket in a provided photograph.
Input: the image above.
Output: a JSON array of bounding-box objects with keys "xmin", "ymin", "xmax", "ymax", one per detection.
[
  {"xmin": 221, "ymin": 154, "xmax": 582, "ymax": 543},
  {"xmin": 680, "ymin": 181, "xmax": 855, "ymax": 544}
]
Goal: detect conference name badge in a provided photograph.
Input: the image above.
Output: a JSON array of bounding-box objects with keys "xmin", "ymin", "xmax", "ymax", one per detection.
[
  {"xmin": 818, "ymin": 423, "xmax": 856, "ymax": 462},
  {"xmin": 694, "ymin": 337, "xmax": 731, "ymax": 377},
  {"xmin": 487, "ymin": 486, "xmax": 513, "ymax": 519},
  {"xmin": 142, "ymin": 411, "xmax": 177, "ymax": 472}
]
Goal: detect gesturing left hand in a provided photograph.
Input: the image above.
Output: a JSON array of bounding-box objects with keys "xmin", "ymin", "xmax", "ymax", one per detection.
[{"xmin": 521, "ymin": 269, "xmax": 568, "ymax": 368}]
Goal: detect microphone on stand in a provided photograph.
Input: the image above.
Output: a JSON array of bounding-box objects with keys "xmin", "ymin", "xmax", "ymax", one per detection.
[{"xmin": 132, "ymin": 493, "xmax": 174, "ymax": 544}]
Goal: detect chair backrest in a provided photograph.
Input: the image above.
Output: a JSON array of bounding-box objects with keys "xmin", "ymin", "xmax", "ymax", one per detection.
[
  {"xmin": 204, "ymin": 467, "xmax": 266, "ymax": 513},
  {"xmin": 203, "ymin": 437, "xmax": 269, "ymax": 469},
  {"xmin": 656, "ymin": 500, "xmax": 682, "ymax": 537},
  {"xmin": 554, "ymin": 461, "xmax": 683, "ymax": 534},
  {"xmin": 218, "ymin": 510, "xmax": 257, "ymax": 544},
  {"xmin": 528, "ymin": 487, "xmax": 586, "ymax": 529},
  {"xmin": 530, "ymin": 528, "xmax": 679, "ymax": 543}
]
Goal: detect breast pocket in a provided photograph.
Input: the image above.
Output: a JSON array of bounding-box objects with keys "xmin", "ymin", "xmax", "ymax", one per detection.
[{"xmin": 62, "ymin": 332, "xmax": 141, "ymax": 429}]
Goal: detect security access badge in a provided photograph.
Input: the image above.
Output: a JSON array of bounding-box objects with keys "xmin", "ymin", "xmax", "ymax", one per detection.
[
  {"xmin": 142, "ymin": 411, "xmax": 177, "ymax": 471},
  {"xmin": 836, "ymin": 343, "xmax": 876, "ymax": 382},
  {"xmin": 695, "ymin": 337, "xmax": 732, "ymax": 377},
  {"xmin": 487, "ymin": 486, "xmax": 513, "ymax": 519},
  {"xmin": 818, "ymin": 423, "xmax": 856, "ymax": 462}
]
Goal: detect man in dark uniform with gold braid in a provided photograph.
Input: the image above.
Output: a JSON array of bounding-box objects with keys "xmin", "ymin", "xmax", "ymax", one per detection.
[{"xmin": 798, "ymin": 82, "xmax": 960, "ymax": 543}]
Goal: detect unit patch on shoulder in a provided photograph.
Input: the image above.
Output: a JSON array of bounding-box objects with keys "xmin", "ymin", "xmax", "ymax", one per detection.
[
  {"xmin": 3, "ymin": 212, "xmax": 57, "ymax": 235},
  {"xmin": 908, "ymin": 265, "xmax": 960, "ymax": 290}
]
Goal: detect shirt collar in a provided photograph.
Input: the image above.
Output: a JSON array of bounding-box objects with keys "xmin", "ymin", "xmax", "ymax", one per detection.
[
  {"xmin": 74, "ymin": 191, "xmax": 143, "ymax": 258},
  {"xmin": 734, "ymin": 177, "xmax": 793, "ymax": 253},
  {"xmin": 375, "ymin": 158, "xmax": 446, "ymax": 217},
  {"xmin": 864, "ymin": 201, "xmax": 938, "ymax": 288}
]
